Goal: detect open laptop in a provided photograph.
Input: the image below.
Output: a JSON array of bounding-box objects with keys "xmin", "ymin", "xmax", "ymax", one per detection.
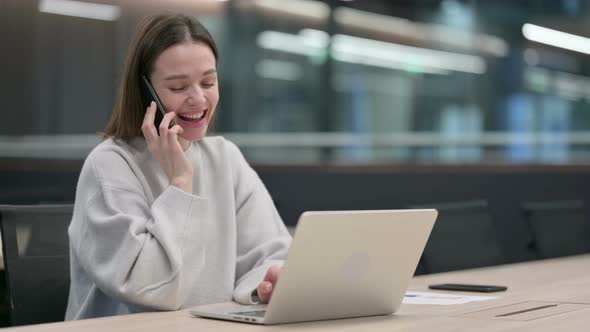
[{"xmin": 190, "ymin": 209, "xmax": 437, "ymax": 325}]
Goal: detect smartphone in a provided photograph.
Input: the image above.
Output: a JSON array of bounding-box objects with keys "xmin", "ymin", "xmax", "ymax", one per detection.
[
  {"xmin": 428, "ymin": 283, "xmax": 507, "ymax": 293},
  {"xmin": 140, "ymin": 75, "xmax": 169, "ymax": 129}
]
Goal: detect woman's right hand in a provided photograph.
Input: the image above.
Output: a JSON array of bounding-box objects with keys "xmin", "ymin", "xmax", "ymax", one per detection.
[{"xmin": 141, "ymin": 101, "xmax": 194, "ymax": 193}]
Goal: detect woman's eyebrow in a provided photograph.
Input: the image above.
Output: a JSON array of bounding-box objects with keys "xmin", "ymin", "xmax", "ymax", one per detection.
[
  {"xmin": 203, "ymin": 68, "xmax": 217, "ymax": 76},
  {"xmin": 164, "ymin": 69, "xmax": 216, "ymax": 81},
  {"xmin": 164, "ymin": 74, "xmax": 189, "ymax": 81}
]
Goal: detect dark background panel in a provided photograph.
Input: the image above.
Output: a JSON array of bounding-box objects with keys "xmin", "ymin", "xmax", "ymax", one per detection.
[{"xmin": 1, "ymin": 159, "xmax": 589, "ymax": 265}]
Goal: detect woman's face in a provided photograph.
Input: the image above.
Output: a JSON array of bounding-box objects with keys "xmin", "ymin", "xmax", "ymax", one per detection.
[{"xmin": 150, "ymin": 41, "xmax": 218, "ymax": 142}]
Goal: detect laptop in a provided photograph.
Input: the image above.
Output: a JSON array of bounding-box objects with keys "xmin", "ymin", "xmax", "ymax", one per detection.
[{"xmin": 190, "ymin": 209, "xmax": 437, "ymax": 325}]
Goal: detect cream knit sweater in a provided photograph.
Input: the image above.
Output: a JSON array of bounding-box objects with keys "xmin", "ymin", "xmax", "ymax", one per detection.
[{"xmin": 65, "ymin": 136, "xmax": 291, "ymax": 320}]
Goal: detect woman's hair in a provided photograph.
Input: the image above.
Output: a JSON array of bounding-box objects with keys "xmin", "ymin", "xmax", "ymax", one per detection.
[{"xmin": 103, "ymin": 14, "xmax": 219, "ymax": 140}]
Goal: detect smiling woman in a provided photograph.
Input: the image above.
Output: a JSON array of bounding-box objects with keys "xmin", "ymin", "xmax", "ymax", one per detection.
[
  {"xmin": 103, "ymin": 13, "xmax": 220, "ymax": 143},
  {"xmin": 65, "ymin": 13, "xmax": 292, "ymax": 320}
]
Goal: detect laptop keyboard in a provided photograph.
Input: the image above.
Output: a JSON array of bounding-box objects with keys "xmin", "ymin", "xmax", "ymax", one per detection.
[{"xmin": 230, "ymin": 310, "xmax": 267, "ymax": 318}]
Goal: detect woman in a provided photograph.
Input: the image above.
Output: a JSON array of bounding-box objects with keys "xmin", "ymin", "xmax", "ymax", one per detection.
[{"xmin": 65, "ymin": 13, "xmax": 291, "ymax": 320}]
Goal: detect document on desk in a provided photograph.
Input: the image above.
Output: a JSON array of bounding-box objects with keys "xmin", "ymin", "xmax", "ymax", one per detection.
[{"xmin": 403, "ymin": 291, "xmax": 498, "ymax": 305}]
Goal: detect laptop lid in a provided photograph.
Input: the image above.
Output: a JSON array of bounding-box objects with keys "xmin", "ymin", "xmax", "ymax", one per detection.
[
  {"xmin": 266, "ymin": 209, "xmax": 436, "ymax": 324},
  {"xmin": 191, "ymin": 209, "xmax": 437, "ymax": 325}
]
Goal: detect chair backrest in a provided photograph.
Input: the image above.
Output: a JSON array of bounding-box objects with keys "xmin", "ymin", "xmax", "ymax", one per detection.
[
  {"xmin": 522, "ymin": 200, "xmax": 590, "ymax": 259},
  {"xmin": 0, "ymin": 204, "xmax": 73, "ymax": 326},
  {"xmin": 412, "ymin": 200, "xmax": 505, "ymax": 273}
]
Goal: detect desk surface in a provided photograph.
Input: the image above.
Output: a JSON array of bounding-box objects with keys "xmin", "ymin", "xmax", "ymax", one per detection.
[{"xmin": 5, "ymin": 254, "xmax": 590, "ymax": 331}]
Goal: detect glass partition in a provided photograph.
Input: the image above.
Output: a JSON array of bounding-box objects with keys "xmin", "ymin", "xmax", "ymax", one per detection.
[{"xmin": 2, "ymin": 0, "xmax": 590, "ymax": 164}]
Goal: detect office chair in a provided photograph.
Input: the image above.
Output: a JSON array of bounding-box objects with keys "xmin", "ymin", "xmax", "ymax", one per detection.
[
  {"xmin": 412, "ymin": 200, "xmax": 505, "ymax": 273},
  {"xmin": 0, "ymin": 204, "xmax": 73, "ymax": 326},
  {"xmin": 522, "ymin": 200, "xmax": 590, "ymax": 259}
]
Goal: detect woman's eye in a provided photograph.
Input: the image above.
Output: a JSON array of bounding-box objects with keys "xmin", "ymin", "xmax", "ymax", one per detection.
[
  {"xmin": 171, "ymin": 86, "xmax": 187, "ymax": 91},
  {"xmin": 202, "ymin": 82, "xmax": 216, "ymax": 88}
]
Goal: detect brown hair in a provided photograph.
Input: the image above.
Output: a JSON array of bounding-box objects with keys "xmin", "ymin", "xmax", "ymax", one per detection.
[{"xmin": 104, "ymin": 14, "xmax": 219, "ymax": 140}]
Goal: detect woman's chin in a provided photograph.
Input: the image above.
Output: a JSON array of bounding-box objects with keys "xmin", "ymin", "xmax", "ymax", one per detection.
[{"xmin": 179, "ymin": 128, "xmax": 207, "ymax": 142}]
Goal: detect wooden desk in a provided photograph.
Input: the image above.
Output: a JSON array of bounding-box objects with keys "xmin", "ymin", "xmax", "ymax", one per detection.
[{"xmin": 4, "ymin": 254, "xmax": 590, "ymax": 331}]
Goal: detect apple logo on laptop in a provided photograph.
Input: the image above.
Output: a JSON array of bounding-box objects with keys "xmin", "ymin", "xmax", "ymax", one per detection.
[{"xmin": 339, "ymin": 252, "xmax": 370, "ymax": 282}]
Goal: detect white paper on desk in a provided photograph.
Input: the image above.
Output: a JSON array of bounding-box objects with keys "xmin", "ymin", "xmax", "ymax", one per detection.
[{"xmin": 403, "ymin": 291, "xmax": 497, "ymax": 305}]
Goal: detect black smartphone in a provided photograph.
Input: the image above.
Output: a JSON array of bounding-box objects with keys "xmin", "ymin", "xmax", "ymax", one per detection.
[
  {"xmin": 140, "ymin": 75, "xmax": 169, "ymax": 129},
  {"xmin": 429, "ymin": 283, "xmax": 507, "ymax": 293}
]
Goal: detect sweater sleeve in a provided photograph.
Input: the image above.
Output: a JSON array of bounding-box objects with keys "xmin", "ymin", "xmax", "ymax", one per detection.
[
  {"xmin": 69, "ymin": 149, "xmax": 208, "ymax": 310},
  {"xmin": 225, "ymin": 141, "xmax": 292, "ymax": 304}
]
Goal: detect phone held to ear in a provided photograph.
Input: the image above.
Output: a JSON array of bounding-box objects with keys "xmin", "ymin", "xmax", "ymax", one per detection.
[
  {"xmin": 141, "ymin": 75, "xmax": 171, "ymax": 129},
  {"xmin": 428, "ymin": 283, "xmax": 507, "ymax": 293}
]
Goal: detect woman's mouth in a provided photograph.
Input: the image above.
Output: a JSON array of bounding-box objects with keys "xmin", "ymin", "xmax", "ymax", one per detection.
[
  {"xmin": 176, "ymin": 109, "xmax": 208, "ymax": 128},
  {"xmin": 177, "ymin": 110, "xmax": 207, "ymax": 122}
]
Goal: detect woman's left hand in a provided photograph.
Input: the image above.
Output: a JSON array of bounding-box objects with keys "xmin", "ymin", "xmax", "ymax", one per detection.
[{"xmin": 256, "ymin": 265, "xmax": 282, "ymax": 303}]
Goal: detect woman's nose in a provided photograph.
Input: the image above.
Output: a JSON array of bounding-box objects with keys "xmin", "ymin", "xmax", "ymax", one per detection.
[{"xmin": 188, "ymin": 86, "xmax": 206, "ymax": 105}]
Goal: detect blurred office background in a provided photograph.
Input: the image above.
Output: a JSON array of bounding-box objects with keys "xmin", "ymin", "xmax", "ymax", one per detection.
[{"xmin": 3, "ymin": 0, "xmax": 590, "ymax": 164}]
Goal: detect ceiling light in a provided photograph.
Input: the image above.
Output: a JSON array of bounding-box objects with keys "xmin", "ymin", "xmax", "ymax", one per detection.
[
  {"xmin": 523, "ymin": 23, "xmax": 590, "ymax": 55},
  {"xmin": 39, "ymin": 0, "xmax": 121, "ymax": 21}
]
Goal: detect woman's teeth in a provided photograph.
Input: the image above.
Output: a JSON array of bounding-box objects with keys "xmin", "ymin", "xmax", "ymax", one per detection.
[{"xmin": 179, "ymin": 111, "xmax": 206, "ymax": 121}]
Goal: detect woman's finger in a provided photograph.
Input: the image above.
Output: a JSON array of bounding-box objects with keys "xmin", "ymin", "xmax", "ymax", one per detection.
[
  {"xmin": 158, "ymin": 112, "xmax": 176, "ymax": 137},
  {"xmin": 158, "ymin": 112, "xmax": 175, "ymax": 153},
  {"xmin": 173, "ymin": 124, "xmax": 184, "ymax": 135},
  {"xmin": 141, "ymin": 102, "xmax": 158, "ymax": 140},
  {"xmin": 264, "ymin": 265, "xmax": 281, "ymax": 285},
  {"xmin": 257, "ymin": 281, "xmax": 273, "ymax": 303},
  {"xmin": 168, "ymin": 124, "xmax": 183, "ymax": 137},
  {"xmin": 143, "ymin": 101, "xmax": 156, "ymax": 124}
]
